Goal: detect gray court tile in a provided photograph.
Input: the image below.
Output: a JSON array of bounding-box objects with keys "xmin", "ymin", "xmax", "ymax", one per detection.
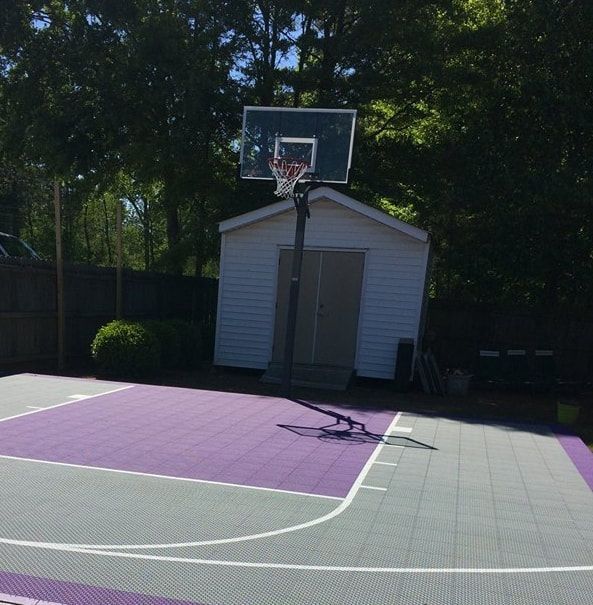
[
  {"xmin": 0, "ymin": 374, "xmax": 128, "ymax": 420},
  {"xmin": 0, "ymin": 457, "xmax": 336, "ymax": 546}
]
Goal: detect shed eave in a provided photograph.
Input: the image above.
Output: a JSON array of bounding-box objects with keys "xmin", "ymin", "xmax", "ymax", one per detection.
[
  {"xmin": 218, "ymin": 198, "xmax": 293, "ymax": 234},
  {"xmin": 218, "ymin": 186, "xmax": 429, "ymax": 243}
]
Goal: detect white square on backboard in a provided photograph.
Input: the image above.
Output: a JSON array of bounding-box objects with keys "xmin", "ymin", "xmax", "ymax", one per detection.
[{"xmin": 274, "ymin": 136, "xmax": 318, "ymax": 173}]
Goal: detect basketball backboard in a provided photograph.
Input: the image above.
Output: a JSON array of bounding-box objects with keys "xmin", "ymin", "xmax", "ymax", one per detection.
[{"xmin": 240, "ymin": 107, "xmax": 357, "ymax": 184}]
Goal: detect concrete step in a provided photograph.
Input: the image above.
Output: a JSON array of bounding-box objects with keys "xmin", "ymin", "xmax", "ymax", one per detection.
[{"xmin": 261, "ymin": 362, "xmax": 354, "ymax": 391}]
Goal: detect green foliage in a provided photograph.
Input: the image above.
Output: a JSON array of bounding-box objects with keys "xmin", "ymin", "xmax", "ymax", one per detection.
[
  {"xmin": 1, "ymin": 0, "xmax": 592, "ymax": 310},
  {"xmin": 143, "ymin": 320, "xmax": 181, "ymax": 369},
  {"xmin": 377, "ymin": 199, "xmax": 419, "ymax": 225},
  {"xmin": 1, "ymin": 0, "xmax": 239, "ymax": 274},
  {"xmin": 353, "ymin": 0, "xmax": 593, "ymax": 308},
  {"xmin": 165, "ymin": 319, "xmax": 201, "ymax": 370},
  {"xmin": 91, "ymin": 320, "xmax": 160, "ymax": 376}
]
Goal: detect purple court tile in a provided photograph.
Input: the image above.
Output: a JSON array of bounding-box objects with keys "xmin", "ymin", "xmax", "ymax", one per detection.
[
  {"xmin": 0, "ymin": 384, "xmax": 396, "ymax": 498},
  {"xmin": 555, "ymin": 429, "xmax": 593, "ymax": 491},
  {"xmin": 0, "ymin": 571, "xmax": 203, "ymax": 605}
]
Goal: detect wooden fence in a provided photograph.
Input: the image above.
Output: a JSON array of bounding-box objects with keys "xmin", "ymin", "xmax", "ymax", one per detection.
[
  {"xmin": 0, "ymin": 257, "xmax": 218, "ymax": 364},
  {"xmin": 3, "ymin": 260, "xmax": 592, "ymax": 381},
  {"xmin": 427, "ymin": 300, "xmax": 593, "ymax": 380}
]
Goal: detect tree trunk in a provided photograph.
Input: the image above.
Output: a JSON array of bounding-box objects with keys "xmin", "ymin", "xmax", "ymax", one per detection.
[
  {"xmin": 83, "ymin": 202, "xmax": 92, "ymax": 263},
  {"xmin": 143, "ymin": 199, "xmax": 151, "ymax": 272},
  {"xmin": 102, "ymin": 196, "xmax": 112, "ymax": 264},
  {"xmin": 293, "ymin": 17, "xmax": 313, "ymax": 107},
  {"xmin": 26, "ymin": 201, "xmax": 34, "ymax": 239},
  {"xmin": 194, "ymin": 242, "xmax": 204, "ymax": 278},
  {"xmin": 318, "ymin": 1, "xmax": 347, "ymax": 105},
  {"xmin": 129, "ymin": 196, "xmax": 151, "ymax": 272},
  {"xmin": 193, "ymin": 204, "xmax": 205, "ymax": 278},
  {"xmin": 165, "ymin": 203, "xmax": 182, "ymax": 274}
]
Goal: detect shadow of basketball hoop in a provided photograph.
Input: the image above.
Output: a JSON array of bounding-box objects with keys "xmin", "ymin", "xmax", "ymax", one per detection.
[
  {"xmin": 277, "ymin": 423, "xmax": 436, "ymax": 449},
  {"xmin": 278, "ymin": 398, "xmax": 437, "ymax": 450}
]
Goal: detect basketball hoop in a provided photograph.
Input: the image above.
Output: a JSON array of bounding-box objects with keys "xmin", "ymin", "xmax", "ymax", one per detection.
[{"xmin": 268, "ymin": 157, "xmax": 309, "ymax": 200}]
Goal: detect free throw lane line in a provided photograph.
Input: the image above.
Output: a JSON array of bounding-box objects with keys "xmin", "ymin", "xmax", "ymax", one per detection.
[
  {"xmin": 0, "ymin": 385, "xmax": 134, "ymax": 424},
  {"xmin": 0, "ymin": 412, "xmax": 403, "ymax": 551}
]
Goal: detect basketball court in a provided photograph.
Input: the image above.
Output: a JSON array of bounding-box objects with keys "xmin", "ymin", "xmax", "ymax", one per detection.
[
  {"xmin": 0, "ymin": 373, "xmax": 592, "ymax": 604},
  {"xmin": 1, "ymin": 105, "xmax": 591, "ymax": 604}
]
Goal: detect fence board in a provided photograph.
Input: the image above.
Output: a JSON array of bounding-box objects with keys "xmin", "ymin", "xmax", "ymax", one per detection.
[
  {"xmin": 0, "ymin": 258, "xmax": 218, "ymax": 364},
  {"xmin": 427, "ymin": 300, "xmax": 593, "ymax": 380},
  {"xmin": 5, "ymin": 262, "xmax": 589, "ymax": 382}
]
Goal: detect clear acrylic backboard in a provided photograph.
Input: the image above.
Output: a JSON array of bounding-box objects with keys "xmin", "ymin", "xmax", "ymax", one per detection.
[{"xmin": 240, "ymin": 107, "xmax": 357, "ymax": 184}]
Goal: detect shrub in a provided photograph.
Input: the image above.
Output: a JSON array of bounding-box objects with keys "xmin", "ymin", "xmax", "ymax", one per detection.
[
  {"xmin": 165, "ymin": 319, "xmax": 201, "ymax": 369},
  {"xmin": 91, "ymin": 320, "xmax": 160, "ymax": 376},
  {"xmin": 144, "ymin": 320, "xmax": 181, "ymax": 369}
]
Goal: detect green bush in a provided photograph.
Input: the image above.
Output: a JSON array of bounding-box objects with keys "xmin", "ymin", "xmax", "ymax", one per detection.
[
  {"xmin": 91, "ymin": 320, "xmax": 160, "ymax": 376},
  {"xmin": 165, "ymin": 319, "xmax": 201, "ymax": 369},
  {"xmin": 144, "ymin": 320, "xmax": 181, "ymax": 369}
]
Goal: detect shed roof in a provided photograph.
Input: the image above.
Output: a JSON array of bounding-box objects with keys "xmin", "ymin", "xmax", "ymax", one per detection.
[{"xmin": 218, "ymin": 187, "xmax": 429, "ymax": 243}]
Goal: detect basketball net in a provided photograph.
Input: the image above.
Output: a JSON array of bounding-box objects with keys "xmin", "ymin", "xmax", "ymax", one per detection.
[{"xmin": 268, "ymin": 158, "xmax": 309, "ymax": 200}]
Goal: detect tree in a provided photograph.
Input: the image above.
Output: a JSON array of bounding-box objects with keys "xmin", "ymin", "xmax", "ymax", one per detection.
[
  {"xmin": 233, "ymin": 0, "xmax": 298, "ymax": 105},
  {"xmin": 1, "ymin": 0, "xmax": 240, "ymax": 273},
  {"xmin": 1, "ymin": 0, "xmax": 592, "ymax": 310},
  {"xmin": 344, "ymin": 0, "xmax": 593, "ymax": 309}
]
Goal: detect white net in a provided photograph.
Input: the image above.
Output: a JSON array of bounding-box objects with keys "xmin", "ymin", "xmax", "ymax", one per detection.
[{"xmin": 268, "ymin": 158, "xmax": 309, "ymax": 199}]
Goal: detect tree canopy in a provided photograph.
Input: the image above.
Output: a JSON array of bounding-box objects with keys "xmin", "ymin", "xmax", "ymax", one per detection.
[{"xmin": 0, "ymin": 0, "xmax": 591, "ymax": 307}]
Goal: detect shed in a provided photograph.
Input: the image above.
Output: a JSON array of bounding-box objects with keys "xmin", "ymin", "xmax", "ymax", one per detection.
[{"xmin": 214, "ymin": 187, "xmax": 431, "ymax": 384}]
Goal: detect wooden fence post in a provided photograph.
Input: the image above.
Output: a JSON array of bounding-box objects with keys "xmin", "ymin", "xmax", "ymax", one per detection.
[
  {"xmin": 116, "ymin": 198, "xmax": 123, "ymax": 319},
  {"xmin": 54, "ymin": 181, "xmax": 65, "ymax": 369}
]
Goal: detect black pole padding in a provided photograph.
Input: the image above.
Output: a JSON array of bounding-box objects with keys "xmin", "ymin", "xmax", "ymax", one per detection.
[{"xmin": 280, "ymin": 188, "xmax": 311, "ymax": 397}]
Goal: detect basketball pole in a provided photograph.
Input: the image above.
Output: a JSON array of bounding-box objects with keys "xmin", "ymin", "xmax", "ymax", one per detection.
[{"xmin": 281, "ymin": 187, "xmax": 311, "ymax": 397}]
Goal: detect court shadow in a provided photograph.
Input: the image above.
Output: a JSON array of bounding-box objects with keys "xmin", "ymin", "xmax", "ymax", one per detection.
[
  {"xmin": 281, "ymin": 398, "xmax": 437, "ymax": 450},
  {"xmin": 277, "ymin": 423, "xmax": 436, "ymax": 449}
]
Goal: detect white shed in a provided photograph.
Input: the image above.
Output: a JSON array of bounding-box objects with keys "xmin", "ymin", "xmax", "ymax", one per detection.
[{"xmin": 214, "ymin": 187, "xmax": 430, "ymax": 384}]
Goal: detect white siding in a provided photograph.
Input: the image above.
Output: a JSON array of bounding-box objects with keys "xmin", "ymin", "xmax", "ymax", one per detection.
[{"xmin": 214, "ymin": 197, "xmax": 429, "ymax": 379}]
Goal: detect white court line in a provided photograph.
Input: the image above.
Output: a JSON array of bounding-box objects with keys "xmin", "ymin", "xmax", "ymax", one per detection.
[
  {"xmin": 58, "ymin": 550, "xmax": 593, "ymax": 573},
  {"xmin": 0, "ymin": 454, "xmax": 342, "ymax": 502},
  {"xmin": 25, "ymin": 406, "xmax": 43, "ymax": 410},
  {"xmin": 0, "ymin": 412, "xmax": 404, "ymax": 551},
  {"xmin": 2, "ymin": 539, "xmax": 592, "ymax": 574},
  {"xmin": 0, "ymin": 385, "xmax": 134, "ymax": 424},
  {"xmin": 360, "ymin": 485, "xmax": 387, "ymax": 491},
  {"xmin": 374, "ymin": 461, "xmax": 397, "ymax": 467},
  {"xmin": 390, "ymin": 427, "xmax": 413, "ymax": 434},
  {"xmin": 68, "ymin": 394, "xmax": 91, "ymax": 400}
]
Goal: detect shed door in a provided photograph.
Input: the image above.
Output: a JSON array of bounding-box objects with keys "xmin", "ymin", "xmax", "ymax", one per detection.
[
  {"xmin": 272, "ymin": 249, "xmax": 365, "ymax": 367},
  {"xmin": 272, "ymin": 250, "xmax": 320, "ymax": 365}
]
